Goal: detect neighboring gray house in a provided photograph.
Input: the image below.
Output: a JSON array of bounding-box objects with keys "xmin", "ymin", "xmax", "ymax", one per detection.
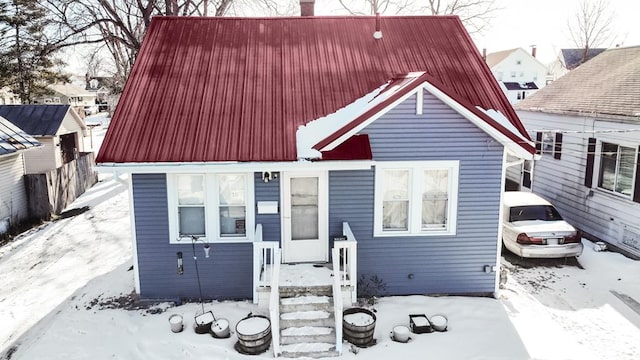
[
  {"xmin": 515, "ymin": 46, "xmax": 640, "ymax": 259},
  {"xmin": 0, "ymin": 105, "xmax": 97, "ymax": 218},
  {"xmin": 0, "ymin": 105, "xmax": 87, "ymax": 174},
  {"xmin": 0, "ymin": 116, "xmax": 40, "ymax": 236},
  {"xmin": 97, "ymin": 15, "xmax": 536, "ymax": 304}
]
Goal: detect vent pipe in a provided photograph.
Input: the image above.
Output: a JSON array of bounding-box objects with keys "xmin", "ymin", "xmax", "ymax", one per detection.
[{"xmin": 373, "ymin": 12, "xmax": 382, "ymax": 39}]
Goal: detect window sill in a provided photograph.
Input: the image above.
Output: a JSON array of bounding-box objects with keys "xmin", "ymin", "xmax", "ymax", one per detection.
[
  {"xmin": 170, "ymin": 237, "xmax": 253, "ymax": 245},
  {"xmin": 594, "ymin": 187, "xmax": 633, "ymax": 202},
  {"xmin": 374, "ymin": 230, "xmax": 456, "ymax": 237}
]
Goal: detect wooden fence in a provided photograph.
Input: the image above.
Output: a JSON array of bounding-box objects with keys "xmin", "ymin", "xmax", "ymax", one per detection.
[{"xmin": 25, "ymin": 152, "xmax": 98, "ymax": 220}]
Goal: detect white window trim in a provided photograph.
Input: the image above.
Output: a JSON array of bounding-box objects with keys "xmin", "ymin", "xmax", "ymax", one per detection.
[
  {"xmin": 596, "ymin": 141, "xmax": 637, "ymax": 200},
  {"xmin": 374, "ymin": 160, "xmax": 459, "ymax": 237},
  {"xmin": 167, "ymin": 173, "xmax": 255, "ymax": 244}
]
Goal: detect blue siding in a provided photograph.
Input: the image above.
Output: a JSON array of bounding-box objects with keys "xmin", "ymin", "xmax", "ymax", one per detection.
[
  {"xmin": 329, "ymin": 92, "xmax": 503, "ymax": 295},
  {"xmin": 132, "ymin": 174, "xmax": 252, "ymax": 300},
  {"xmin": 254, "ymin": 172, "xmax": 281, "ymax": 243}
]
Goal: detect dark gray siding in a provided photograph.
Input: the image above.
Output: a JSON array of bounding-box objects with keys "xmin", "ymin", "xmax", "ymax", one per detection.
[
  {"xmin": 254, "ymin": 172, "xmax": 281, "ymax": 243},
  {"xmin": 132, "ymin": 173, "xmax": 252, "ymax": 300},
  {"xmin": 329, "ymin": 91, "xmax": 503, "ymax": 295}
]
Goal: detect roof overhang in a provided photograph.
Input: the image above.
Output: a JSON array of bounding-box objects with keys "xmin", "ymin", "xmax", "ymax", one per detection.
[
  {"xmin": 310, "ymin": 73, "xmax": 536, "ymax": 160},
  {"xmin": 94, "ymin": 160, "xmax": 375, "ymax": 174}
]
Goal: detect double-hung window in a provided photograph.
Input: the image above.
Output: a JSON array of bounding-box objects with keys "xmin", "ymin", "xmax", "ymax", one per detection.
[
  {"xmin": 168, "ymin": 173, "xmax": 253, "ymax": 243},
  {"xmin": 177, "ymin": 174, "xmax": 206, "ymax": 236},
  {"xmin": 374, "ymin": 161, "xmax": 459, "ymax": 236},
  {"xmin": 598, "ymin": 142, "xmax": 636, "ymax": 197}
]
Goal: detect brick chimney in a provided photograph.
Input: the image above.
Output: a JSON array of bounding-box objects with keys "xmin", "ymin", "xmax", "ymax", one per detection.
[
  {"xmin": 531, "ymin": 45, "xmax": 537, "ymax": 58},
  {"xmin": 300, "ymin": 0, "xmax": 315, "ymax": 16}
]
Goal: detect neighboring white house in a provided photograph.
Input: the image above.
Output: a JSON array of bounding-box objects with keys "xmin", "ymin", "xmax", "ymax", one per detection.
[
  {"xmin": 514, "ymin": 46, "xmax": 640, "ymax": 259},
  {"xmin": 0, "ymin": 116, "xmax": 40, "ymax": 236},
  {"xmin": 547, "ymin": 48, "xmax": 607, "ymax": 82},
  {"xmin": 485, "ymin": 47, "xmax": 549, "ymax": 104},
  {"xmin": 0, "ymin": 87, "xmax": 20, "ymax": 105},
  {"xmin": 0, "ymin": 105, "xmax": 87, "ymax": 174}
]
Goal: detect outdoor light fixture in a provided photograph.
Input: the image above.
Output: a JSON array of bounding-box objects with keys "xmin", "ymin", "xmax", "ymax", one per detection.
[
  {"xmin": 176, "ymin": 252, "xmax": 184, "ymax": 275},
  {"xmin": 262, "ymin": 171, "xmax": 279, "ymax": 183},
  {"xmin": 204, "ymin": 243, "xmax": 211, "ymax": 258}
]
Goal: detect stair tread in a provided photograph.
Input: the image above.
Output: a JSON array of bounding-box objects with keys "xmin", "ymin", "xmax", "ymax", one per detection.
[
  {"xmin": 282, "ymin": 326, "xmax": 334, "ymax": 336},
  {"xmin": 281, "ymin": 310, "xmax": 331, "ymax": 320},
  {"xmin": 281, "ymin": 295, "xmax": 331, "ymax": 305},
  {"xmin": 280, "ymin": 342, "xmax": 336, "ymax": 352}
]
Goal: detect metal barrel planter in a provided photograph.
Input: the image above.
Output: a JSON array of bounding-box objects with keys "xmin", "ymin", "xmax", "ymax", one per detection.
[
  {"xmin": 343, "ymin": 307, "xmax": 377, "ymax": 347},
  {"xmin": 235, "ymin": 314, "xmax": 272, "ymax": 355}
]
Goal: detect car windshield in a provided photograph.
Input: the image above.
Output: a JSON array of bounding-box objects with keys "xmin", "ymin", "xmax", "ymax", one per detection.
[{"xmin": 509, "ymin": 205, "xmax": 563, "ymax": 222}]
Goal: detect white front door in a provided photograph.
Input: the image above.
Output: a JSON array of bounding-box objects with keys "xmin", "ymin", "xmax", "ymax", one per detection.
[{"xmin": 282, "ymin": 171, "xmax": 328, "ymax": 263}]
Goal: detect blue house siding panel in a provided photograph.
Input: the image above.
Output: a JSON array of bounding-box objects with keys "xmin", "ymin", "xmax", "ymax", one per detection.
[
  {"xmin": 254, "ymin": 172, "xmax": 281, "ymax": 243},
  {"xmin": 329, "ymin": 92, "xmax": 503, "ymax": 295},
  {"xmin": 132, "ymin": 173, "xmax": 252, "ymax": 300}
]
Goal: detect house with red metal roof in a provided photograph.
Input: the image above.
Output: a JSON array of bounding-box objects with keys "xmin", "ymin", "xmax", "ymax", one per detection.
[{"xmin": 97, "ymin": 8, "xmax": 535, "ymax": 354}]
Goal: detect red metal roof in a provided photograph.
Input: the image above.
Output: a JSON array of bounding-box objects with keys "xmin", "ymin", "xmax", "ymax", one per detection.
[{"xmin": 97, "ymin": 16, "xmax": 533, "ymax": 164}]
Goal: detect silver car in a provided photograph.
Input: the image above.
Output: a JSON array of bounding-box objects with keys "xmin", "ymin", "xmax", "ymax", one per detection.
[{"xmin": 502, "ymin": 191, "xmax": 583, "ymax": 258}]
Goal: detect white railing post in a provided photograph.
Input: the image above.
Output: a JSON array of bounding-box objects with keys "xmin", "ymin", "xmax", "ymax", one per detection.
[
  {"xmin": 252, "ymin": 224, "xmax": 263, "ymax": 304},
  {"xmin": 341, "ymin": 222, "xmax": 358, "ymax": 304},
  {"xmin": 332, "ymin": 247, "xmax": 344, "ymax": 355},
  {"xmin": 269, "ymin": 249, "xmax": 281, "ymax": 357}
]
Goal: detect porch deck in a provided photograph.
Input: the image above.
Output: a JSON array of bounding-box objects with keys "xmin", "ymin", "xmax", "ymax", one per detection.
[{"xmin": 279, "ymin": 263, "xmax": 334, "ymax": 287}]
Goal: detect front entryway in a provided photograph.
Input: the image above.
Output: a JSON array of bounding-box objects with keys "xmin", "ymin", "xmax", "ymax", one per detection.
[{"xmin": 282, "ymin": 171, "xmax": 328, "ymax": 263}]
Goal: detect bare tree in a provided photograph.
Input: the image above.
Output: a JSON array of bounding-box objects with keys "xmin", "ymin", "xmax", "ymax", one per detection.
[
  {"xmin": 337, "ymin": 0, "xmax": 416, "ymax": 15},
  {"xmin": 567, "ymin": 0, "xmax": 614, "ymax": 57},
  {"xmin": 424, "ymin": 0, "xmax": 499, "ymax": 34},
  {"xmin": 337, "ymin": 0, "xmax": 499, "ymax": 33}
]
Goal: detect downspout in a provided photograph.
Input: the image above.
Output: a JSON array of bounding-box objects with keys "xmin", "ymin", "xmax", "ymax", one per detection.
[{"xmin": 493, "ymin": 148, "xmax": 509, "ymax": 298}]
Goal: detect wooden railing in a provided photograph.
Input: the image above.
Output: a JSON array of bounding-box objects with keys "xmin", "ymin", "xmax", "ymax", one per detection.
[
  {"xmin": 331, "ymin": 247, "xmax": 344, "ymax": 355},
  {"xmin": 334, "ymin": 222, "xmax": 358, "ymax": 304},
  {"xmin": 269, "ymin": 249, "xmax": 282, "ymax": 357},
  {"xmin": 252, "ymin": 224, "xmax": 279, "ymax": 303}
]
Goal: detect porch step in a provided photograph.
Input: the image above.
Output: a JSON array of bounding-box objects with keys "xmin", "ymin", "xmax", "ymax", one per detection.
[
  {"xmin": 280, "ymin": 310, "xmax": 334, "ymax": 328},
  {"xmin": 276, "ymin": 284, "xmax": 340, "ymax": 357},
  {"xmin": 280, "ymin": 295, "xmax": 332, "ymax": 312},
  {"xmin": 280, "ymin": 285, "xmax": 333, "ymax": 298},
  {"xmin": 279, "ymin": 342, "xmax": 339, "ymax": 358},
  {"xmin": 280, "ymin": 326, "xmax": 336, "ymax": 345}
]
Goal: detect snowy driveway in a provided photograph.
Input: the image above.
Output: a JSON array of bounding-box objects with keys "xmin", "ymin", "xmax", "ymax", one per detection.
[
  {"xmin": 0, "ymin": 177, "xmax": 131, "ymax": 352},
  {"xmin": 500, "ymin": 249, "xmax": 640, "ymax": 360}
]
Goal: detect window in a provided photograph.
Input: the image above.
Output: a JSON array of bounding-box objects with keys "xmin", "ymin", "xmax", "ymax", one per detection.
[
  {"xmin": 516, "ymin": 60, "xmax": 522, "ymax": 65},
  {"xmin": 168, "ymin": 173, "xmax": 254, "ymax": 243},
  {"xmin": 598, "ymin": 142, "xmax": 636, "ymax": 197},
  {"xmin": 510, "ymin": 71, "xmax": 516, "ymax": 78},
  {"xmin": 496, "ymin": 72, "xmax": 503, "ymax": 81},
  {"xmin": 374, "ymin": 161, "xmax": 459, "ymax": 236},
  {"xmin": 177, "ymin": 174, "xmax": 206, "ymax": 236},
  {"xmin": 218, "ymin": 174, "xmax": 246, "ymax": 237},
  {"xmin": 537, "ymin": 131, "xmax": 562, "ymax": 159},
  {"xmin": 522, "ymin": 160, "xmax": 532, "ymax": 189}
]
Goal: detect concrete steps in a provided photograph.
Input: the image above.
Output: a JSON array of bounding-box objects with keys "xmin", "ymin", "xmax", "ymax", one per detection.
[{"xmin": 277, "ymin": 287, "xmax": 339, "ymax": 358}]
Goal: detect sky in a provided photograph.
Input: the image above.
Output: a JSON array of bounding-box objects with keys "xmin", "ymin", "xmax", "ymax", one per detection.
[
  {"xmin": 65, "ymin": 0, "xmax": 640, "ymax": 75},
  {"xmin": 314, "ymin": 0, "xmax": 640, "ymax": 65}
]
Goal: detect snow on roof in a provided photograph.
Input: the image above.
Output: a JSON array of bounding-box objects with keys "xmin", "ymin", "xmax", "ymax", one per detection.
[
  {"xmin": 297, "ymin": 80, "xmax": 391, "ymax": 159},
  {"xmin": 0, "ymin": 115, "xmax": 41, "ymax": 155}
]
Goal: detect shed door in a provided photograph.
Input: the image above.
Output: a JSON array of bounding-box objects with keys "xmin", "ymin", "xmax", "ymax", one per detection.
[{"xmin": 282, "ymin": 171, "xmax": 328, "ymax": 263}]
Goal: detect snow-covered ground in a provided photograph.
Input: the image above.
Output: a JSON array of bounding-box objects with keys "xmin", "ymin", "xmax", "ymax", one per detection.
[{"xmin": 1, "ymin": 124, "xmax": 639, "ymax": 359}]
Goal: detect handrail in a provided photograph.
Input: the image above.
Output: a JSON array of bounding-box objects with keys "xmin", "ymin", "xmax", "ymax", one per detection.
[
  {"xmin": 331, "ymin": 247, "xmax": 344, "ymax": 355},
  {"xmin": 335, "ymin": 222, "xmax": 358, "ymax": 304},
  {"xmin": 269, "ymin": 249, "xmax": 282, "ymax": 357},
  {"xmin": 253, "ymin": 224, "xmax": 278, "ymax": 303}
]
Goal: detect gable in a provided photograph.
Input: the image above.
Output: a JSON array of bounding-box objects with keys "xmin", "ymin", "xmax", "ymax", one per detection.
[{"xmin": 308, "ymin": 73, "xmax": 534, "ymax": 160}]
